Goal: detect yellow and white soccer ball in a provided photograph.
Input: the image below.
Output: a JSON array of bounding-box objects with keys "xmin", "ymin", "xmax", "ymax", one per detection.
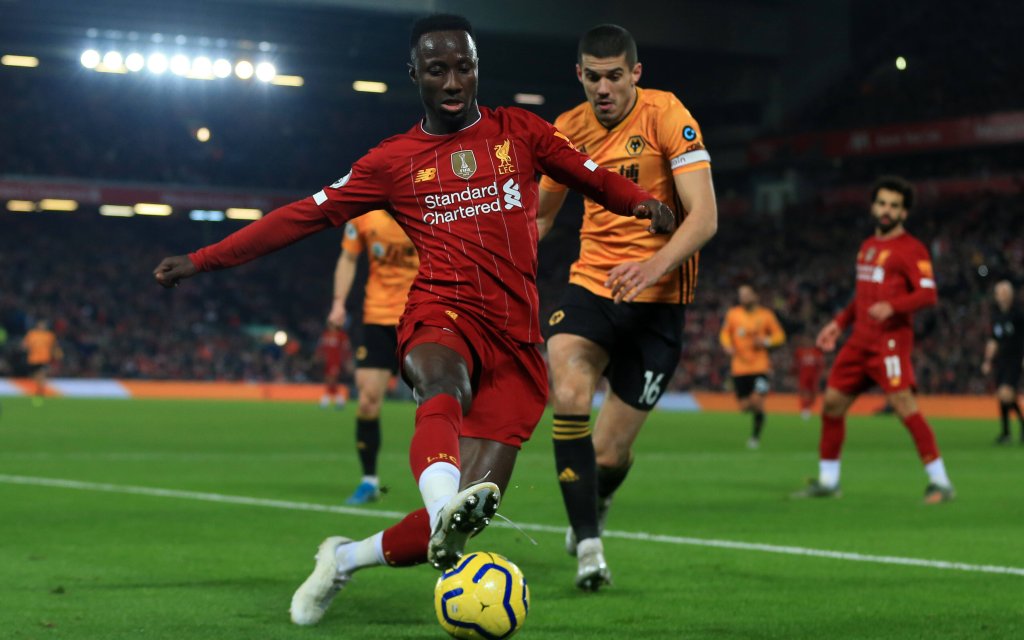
[{"xmin": 434, "ymin": 551, "xmax": 530, "ymax": 639}]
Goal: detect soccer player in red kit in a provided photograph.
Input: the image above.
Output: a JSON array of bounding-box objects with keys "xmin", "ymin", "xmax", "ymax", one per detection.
[
  {"xmin": 792, "ymin": 336, "xmax": 824, "ymax": 420},
  {"xmin": 317, "ymin": 322, "xmax": 350, "ymax": 409},
  {"xmin": 793, "ymin": 176, "xmax": 954, "ymax": 504},
  {"xmin": 153, "ymin": 14, "xmax": 675, "ymax": 625}
]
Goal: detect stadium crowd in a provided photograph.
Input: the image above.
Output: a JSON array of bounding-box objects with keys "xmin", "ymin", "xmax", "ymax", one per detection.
[{"xmin": 3, "ymin": 191, "xmax": 1019, "ymax": 394}]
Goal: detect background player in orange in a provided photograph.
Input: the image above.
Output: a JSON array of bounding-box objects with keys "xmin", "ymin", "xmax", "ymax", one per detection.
[
  {"xmin": 316, "ymin": 321, "xmax": 350, "ymax": 409},
  {"xmin": 792, "ymin": 335, "xmax": 825, "ymax": 420},
  {"xmin": 537, "ymin": 24, "xmax": 717, "ymax": 590},
  {"xmin": 21, "ymin": 319, "xmax": 61, "ymax": 406},
  {"xmin": 794, "ymin": 176, "xmax": 954, "ymax": 503},
  {"xmin": 981, "ymin": 280, "xmax": 1024, "ymax": 444},
  {"xmin": 328, "ymin": 209, "xmax": 418, "ymax": 504},
  {"xmin": 719, "ymin": 285, "xmax": 786, "ymax": 449}
]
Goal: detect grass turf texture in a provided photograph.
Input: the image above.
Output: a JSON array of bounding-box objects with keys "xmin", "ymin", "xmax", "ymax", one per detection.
[{"xmin": 1, "ymin": 397, "xmax": 1022, "ymax": 639}]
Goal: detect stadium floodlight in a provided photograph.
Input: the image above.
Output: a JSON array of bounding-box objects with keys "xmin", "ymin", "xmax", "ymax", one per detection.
[
  {"xmin": 133, "ymin": 202, "xmax": 173, "ymax": 216},
  {"xmin": 6, "ymin": 200, "xmax": 36, "ymax": 212},
  {"xmin": 1, "ymin": 55, "xmax": 40, "ymax": 68},
  {"xmin": 196, "ymin": 127, "xmax": 211, "ymax": 142},
  {"xmin": 39, "ymin": 199, "xmax": 78, "ymax": 212},
  {"xmin": 514, "ymin": 93, "xmax": 545, "ymax": 105},
  {"xmin": 191, "ymin": 56, "xmax": 212, "ymax": 77},
  {"xmin": 270, "ymin": 74, "xmax": 304, "ymax": 87},
  {"xmin": 273, "ymin": 330, "xmax": 288, "ymax": 346},
  {"xmin": 169, "ymin": 54, "xmax": 191, "ymax": 76},
  {"xmin": 255, "ymin": 62, "xmax": 276, "ymax": 82},
  {"xmin": 102, "ymin": 51, "xmax": 123, "ymax": 69},
  {"xmin": 235, "ymin": 60, "xmax": 254, "ymax": 79},
  {"xmin": 99, "ymin": 204, "xmax": 135, "ymax": 217},
  {"xmin": 226, "ymin": 208, "xmax": 262, "ymax": 220},
  {"xmin": 147, "ymin": 52, "xmax": 168, "ymax": 74},
  {"xmin": 213, "ymin": 58, "xmax": 232, "ymax": 78},
  {"xmin": 81, "ymin": 49, "xmax": 101, "ymax": 69},
  {"xmin": 189, "ymin": 209, "xmax": 225, "ymax": 222},
  {"xmin": 352, "ymin": 80, "xmax": 387, "ymax": 94},
  {"xmin": 124, "ymin": 52, "xmax": 145, "ymax": 72},
  {"xmin": 896, "ymin": 56, "xmax": 907, "ymax": 71}
]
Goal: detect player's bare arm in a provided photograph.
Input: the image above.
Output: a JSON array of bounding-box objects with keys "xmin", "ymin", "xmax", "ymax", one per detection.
[
  {"xmin": 867, "ymin": 301, "xmax": 894, "ymax": 321},
  {"xmin": 536, "ymin": 188, "xmax": 568, "ymax": 241},
  {"xmin": 606, "ymin": 168, "xmax": 717, "ymax": 303},
  {"xmin": 982, "ymin": 338, "xmax": 998, "ymax": 374},
  {"xmin": 816, "ymin": 320, "xmax": 842, "ymax": 352},
  {"xmin": 329, "ymin": 249, "xmax": 358, "ymax": 327}
]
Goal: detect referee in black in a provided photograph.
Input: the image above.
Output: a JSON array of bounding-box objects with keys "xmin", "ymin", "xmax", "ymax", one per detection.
[{"xmin": 982, "ymin": 280, "xmax": 1024, "ymax": 444}]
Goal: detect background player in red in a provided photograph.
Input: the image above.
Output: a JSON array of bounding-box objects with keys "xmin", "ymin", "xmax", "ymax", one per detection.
[
  {"xmin": 316, "ymin": 321, "xmax": 351, "ymax": 409},
  {"xmin": 153, "ymin": 14, "xmax": 675, "ymax": 626},
  {"xmin": 792, "ymin": 335, "xmax": 825, "ymax": 420},
  {"xmin": 793, "ymin": 176, "xmax": 955, "ymax": 504}
]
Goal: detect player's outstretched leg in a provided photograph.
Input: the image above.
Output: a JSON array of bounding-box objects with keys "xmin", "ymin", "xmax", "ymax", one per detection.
[{"xmin": 290, "ymin": 536, "xmax": 358, "ymax": 625}]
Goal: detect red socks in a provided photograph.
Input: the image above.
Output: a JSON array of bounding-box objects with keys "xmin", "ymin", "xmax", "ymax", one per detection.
[
  {"xmin": 409, "ymin": 394, "xmax": 462, "ymax": 481},
  {"xmin": 901, "ymin": 412, "xmax": 941, "ymax": 464},
  {"xmin": 819, "ymin": 414, "xmax": 845, "ymax": 460},
  {"xmin": 380, "ymin": 508, "xmax": 430, "ymax": 566}
]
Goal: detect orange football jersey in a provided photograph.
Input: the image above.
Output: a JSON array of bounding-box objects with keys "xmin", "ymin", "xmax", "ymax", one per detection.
[
  {"xmin": 342, "ymin": 210, "xmax": 418, "ymax": 326},
  {"xmin": 539, "ymin": 87, "xmax": 711, "ymax": 303},
  {"xmin": 719, "ymin": 305, "xmax": 786, "ymax": 376},
  {"xmin": 23, "ymin": 329, "xmax": 57, "ymax": 365}
]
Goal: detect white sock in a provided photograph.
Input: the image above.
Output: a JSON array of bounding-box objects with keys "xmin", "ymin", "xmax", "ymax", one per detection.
[
  {"xmin": 335, "ymin": 532, "xmax": 385, "ymax": 575},
  {"xmin": 925, "ymin": 458, "xmax": 951, "ymax": 487},
  {"xmin": 361, "ymin": 475, "xmax": 379, "ymax": 487},
  {"xmin": 819, "ymin": 459, "xmax": 840, "ymax": 488},
  {"xmin": 418, "ymin": 461, "xmax": 460, "ymax": 527}
]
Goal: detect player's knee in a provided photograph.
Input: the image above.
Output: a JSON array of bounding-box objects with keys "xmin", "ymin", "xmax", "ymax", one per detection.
[
  {"xmin": 415, "ymin": 378, "xmax": 473, "ymax": 415},
  {"xmin": 996, "ymin": 386, "xmax": 1014, "ymax": 403},
  {"xmin": 552, "ymin": 381, "xmax": 594, "ymax": 414},
  {"xmin": 888, "ymin": 392, "xmax": 917, "ymax": 418},
  {"xmin": 357, "ymin": 394, "xmax": 382, "ymax": 417}
]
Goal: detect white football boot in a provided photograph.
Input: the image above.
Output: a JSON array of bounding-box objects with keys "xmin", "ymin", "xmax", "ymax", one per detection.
[
  {"xmin": 289, "ymin": 536, "xmax": 352, "ymax": 625},
  {"xmin": 575, "ymin": 537, "xmax": 612, "ymax": 591},
  {"xmin": 427, "ymin": 482, "xmax": 500, "ymax": 570}
]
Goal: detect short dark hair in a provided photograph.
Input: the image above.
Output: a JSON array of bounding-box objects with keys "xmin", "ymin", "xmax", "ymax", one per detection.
[
  {"xmin": 578, "ymin": 24, "xmax": 638, "ymax": 67},
  {"xmin": 410, "ymin": 13, "xmax": 475, "ymax": 52},
  {"xmin": 871, "ymin": 175, "xmax": 915, "ymax": 210}
]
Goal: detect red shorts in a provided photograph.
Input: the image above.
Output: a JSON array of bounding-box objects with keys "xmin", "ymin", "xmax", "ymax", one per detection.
[
  {"xmin": 797, "ymin": 371, "xmax": 820, "ymax": 393},
  {"xmin": 324, "ymin": 361, "xmax": 342, "ymax": 378},
  {"xmin": 827, "ymin": 342, "xmax": 916, "ymax": 395},
  {"xmin": 397, "ymin": 302, "xmax": 548, "ymax": 448}
]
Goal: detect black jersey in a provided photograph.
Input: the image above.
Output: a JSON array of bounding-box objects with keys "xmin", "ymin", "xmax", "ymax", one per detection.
[{"xmin": 991, "ymin": 306, "xmax": 1024, "ymax": 364}]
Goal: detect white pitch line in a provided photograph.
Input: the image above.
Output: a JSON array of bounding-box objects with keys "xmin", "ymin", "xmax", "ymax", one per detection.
[{"xmin": 2, "ymin": 474, "xmax": 1022, "ymax": 578}]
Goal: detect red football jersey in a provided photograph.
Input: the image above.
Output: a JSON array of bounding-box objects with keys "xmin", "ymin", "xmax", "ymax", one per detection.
[
  {"xmin": 318, "ymin": 328, "xmax": 348, "ymax": 364},
  {"xmin": 794, "ymin": 346, "xmax": 824, "ymax": 376},
  {"xmin": 834, "ymin": 232, "xmax": 937, "ymax": 351},
  {"xmin": 191, "ymin": 106, "xmax": 654, "ymax": 344}
]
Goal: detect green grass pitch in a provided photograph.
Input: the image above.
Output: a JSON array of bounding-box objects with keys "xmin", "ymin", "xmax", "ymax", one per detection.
[{"xmin": 1, "ymin": 397, "xmax": 1022, "ymax": 639}]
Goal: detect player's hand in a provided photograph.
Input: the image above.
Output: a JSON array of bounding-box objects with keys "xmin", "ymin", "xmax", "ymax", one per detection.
[
  {"xmin": 606, "ymin": 259, "xmax": 664, "ymax": 303},
  {"xmin": 632, "ymin": 199, "xmax": 676, "ymax": 234},
  {"xmin": 328, "ymin": 300, "xmax": 347, "ymax": 328},
  {"xmin": 153, "ymin": 255, "xmax": 198, "ymax": 288},
  {"xmin": 867, "ymin": 301, "xmax": 894, "ymax": 321},
  {"xmin": 723, "ymin": 346, "xmax": 735, "ymax": 356},
  {"xmin": 981, "ymin": 361, "xmax": 992, "ymax": 375},
  {"xmin": 816, "ymin": 321, "xmax": 841, "ymax": 353}
]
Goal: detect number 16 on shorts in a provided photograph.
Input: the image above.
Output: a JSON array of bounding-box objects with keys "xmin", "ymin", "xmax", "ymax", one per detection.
[{"xmin": 639, "ymin": 371, "xmax": 665, "ymax": 407}]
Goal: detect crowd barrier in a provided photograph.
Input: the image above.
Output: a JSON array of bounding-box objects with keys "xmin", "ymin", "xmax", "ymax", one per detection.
[{"xmin": 0, "ymin": 378, "xmax": 1008, "ymax": 419}]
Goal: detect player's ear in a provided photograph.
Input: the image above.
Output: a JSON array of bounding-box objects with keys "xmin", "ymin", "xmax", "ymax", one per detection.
[
  {"xmin": 575, "ymin": 63, "xmax": 583, "ymax": 84},
  {"xmin": 408, "ymin": 62, "xmax": 416, "ymax": 83},
  {"xmin": 631, "ymin": 61, "xmax": 643, "ymax": 86}
]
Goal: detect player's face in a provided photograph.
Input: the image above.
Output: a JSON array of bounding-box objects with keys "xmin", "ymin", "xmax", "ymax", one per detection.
[
  {"xmin": 410, "ymin": 30, "xmax": 480, "ymax": 134},
  {"xmin": 870, "ymin": 188, "xmax": 908, "ymax": 235},
  {"xmin": 995, "ymin": 282, "xmax": 1013, "ymax": 310},
  {"xmin": 738, "ymin": 286, "xmax": 757, "ymax": 307},
  {"xmin": 577, "ymin": 54, "xmax": 642, "ymax": 128}
]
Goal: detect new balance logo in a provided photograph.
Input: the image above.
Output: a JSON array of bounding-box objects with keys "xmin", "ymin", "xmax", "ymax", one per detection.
[
  {"xmin": 502, "ymin": 178, "xmax": 522, "ymax": 210},
  {"xmin": 558, "ymin": 467, "xmax": 580, "ymax": 483},
  {"xmin": 415, "ymin": 167, "xmax": 437, "ymax": 183}
]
